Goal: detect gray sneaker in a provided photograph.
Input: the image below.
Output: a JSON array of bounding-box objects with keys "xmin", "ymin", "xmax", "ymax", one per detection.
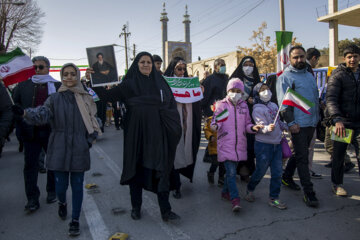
[
  {"xmin": 268, "ymin": 199, "xmax": 287, "ymax": 210},
  {"xmin": 244, "ymin": 191, "xmax": 255, "ymax": 202}
]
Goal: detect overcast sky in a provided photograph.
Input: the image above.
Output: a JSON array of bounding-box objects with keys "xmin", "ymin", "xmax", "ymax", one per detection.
[{"xmin": 35, "ymin": 0, "xmax": 359, "ymax": 75}]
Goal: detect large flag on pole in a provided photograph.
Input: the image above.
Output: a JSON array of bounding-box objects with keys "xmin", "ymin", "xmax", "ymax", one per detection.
[
  {"xmin": 0, "ymin": 48, "xmax": 35, "ymax": 87},
  {"xmin": 282, "ymin": 88, "xmax": 314, "ymax": 114},
  {"xmin": 276, "ymin": 31, "xmax": 293, "ymax": 76}
]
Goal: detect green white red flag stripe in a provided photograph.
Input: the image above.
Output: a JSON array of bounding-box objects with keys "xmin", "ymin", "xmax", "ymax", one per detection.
[
  {"xmin": 216, "ymin": 109, "xmax": 229, "ymax": 122},
  {"xmin": 276, "ymin": 31, "xmax": 293, "ymax": 76},
  {"xmin": 164, "ymin": 77, "xmax": 203, "ymax": 104},
  {"xmin": 50, "ymin": 65, "xmax": 88, "ymax": 72},
  {"xmin": 0, "ymin": 48, "xmax": 35, "ymax": 87},
  {"xmin": 282, "ymin": 88, "xmax": 314, "ymax": 114}
]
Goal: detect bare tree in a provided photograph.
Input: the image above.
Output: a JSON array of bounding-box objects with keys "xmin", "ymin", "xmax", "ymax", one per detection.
[{"xmin": 0, "ymin": 0, "xmax": 44, "ymax": 54}]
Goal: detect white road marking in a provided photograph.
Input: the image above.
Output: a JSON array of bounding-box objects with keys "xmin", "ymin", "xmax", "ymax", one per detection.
[
  {"xmin": 92, "ymin": 145, "xmax": 191, "ymax": 240},
  {"xmin": 83, "ymin": 192, "xmax": 110, "ymax": 240}
]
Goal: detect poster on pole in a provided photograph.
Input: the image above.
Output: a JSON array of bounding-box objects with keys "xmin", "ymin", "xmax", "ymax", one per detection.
[
  {"xmin": 86, "ymin": 45, "xmax": 119, "ymax": 87},
  {"xmin": 164, "ymin": 77, "xmax": 203, "ymax": 103}
]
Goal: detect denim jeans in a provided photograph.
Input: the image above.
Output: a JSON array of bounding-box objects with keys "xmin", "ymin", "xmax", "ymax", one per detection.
[
  {"xmin": 247, "ymin": 141, "xmax": 282, "ymax": 199},
  {"xmin": 54, "ymin": 171, "xmax": 84, "ymax": 220},
  {"xmin": 222, "ymin": 160, "xmax": 239, "ymax": 200}
]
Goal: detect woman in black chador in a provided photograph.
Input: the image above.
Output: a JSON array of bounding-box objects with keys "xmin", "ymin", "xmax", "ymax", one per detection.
[
  {"xmin": 94, "ymin": 52, "xmax": 182, "ymax": 222},
  {"xmin": 230, "ymin": 56, "xmax": 260, "ymax": 181},
  {"xmin": 164, "ymin": 57, "xmax": 201, "ymax": 199}
]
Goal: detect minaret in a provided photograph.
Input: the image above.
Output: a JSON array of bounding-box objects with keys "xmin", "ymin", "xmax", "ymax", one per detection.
[
  {"xmin": 160, "ymin": 3, "xmax": 168, "ymax": 69},
  {"xmin": 183, "ymin": 5, "xmax": 191, "ymax": 43}
]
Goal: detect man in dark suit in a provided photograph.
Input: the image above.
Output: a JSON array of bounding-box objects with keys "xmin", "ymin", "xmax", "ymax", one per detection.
[{"xmin": 13, "ymin": 56, "xmax": 60, "ymax": 212}]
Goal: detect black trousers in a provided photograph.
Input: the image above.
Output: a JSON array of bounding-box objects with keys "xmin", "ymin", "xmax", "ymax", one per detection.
[
  {"xmin": 283, "ymin": 127, "xmax": 315, "ymax": 194},
  {"xmin": 23, "ymin": 137, "xmax": 55, "ymax": 201},
  {"xmin": 129, "ymin": 180, "xmax": 171, "ymax": 215},
  {"xmin": 113, "ymin": 108, "xmax": 121, "ymax": 129},
  {"xmin": 209, "ymin": 155, "xmax": 225, "ymax": 178},
  {"xmin": 332, "ymin": 128, "xmax": 360, "ymax": 184}
]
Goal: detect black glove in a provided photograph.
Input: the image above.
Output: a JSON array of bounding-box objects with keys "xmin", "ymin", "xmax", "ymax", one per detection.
[
  {"xmin": 87, "ymin": 131, "xmax": 98, "ymax": 148},
  {"xmin": 11, "ymin": 104, "xmax": 24, "ymax": 116}
]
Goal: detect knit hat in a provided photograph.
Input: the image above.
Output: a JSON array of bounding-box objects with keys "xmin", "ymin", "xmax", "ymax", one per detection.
[{"xmin": 226, "ymin": 78, "xmax": 244, "ymax": 92}]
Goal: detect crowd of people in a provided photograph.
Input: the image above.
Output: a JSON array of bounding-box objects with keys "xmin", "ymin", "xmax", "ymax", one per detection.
[{"xmin": 0, "ymin": 44, "xmax": 359, "ymax": 236}]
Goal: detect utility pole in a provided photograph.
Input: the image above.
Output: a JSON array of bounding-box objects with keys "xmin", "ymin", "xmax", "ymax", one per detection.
[
  {"xmin": 133, "ymin": 44, "xmax": 136, "ymax": 60},
  {"xmin": 119, "ymin": 24, "xmax": 131, "ymax": 70},
  {"xmin": 279, "ymin": 0, "xmax": 285, "ymax": 31}
]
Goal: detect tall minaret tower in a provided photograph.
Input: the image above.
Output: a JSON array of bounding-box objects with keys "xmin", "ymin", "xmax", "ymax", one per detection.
[
  {"xmin": 160, "ymin": 3, "xmax": 168, "ymax": 69},
  {"xmin": 183, "ymin": 5, "xmax": 191, "ymax": 43}
]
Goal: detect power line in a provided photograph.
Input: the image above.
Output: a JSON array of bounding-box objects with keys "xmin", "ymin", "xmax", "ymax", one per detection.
[{"xmin": 195, "ymin": 0, "xmax": 265, "ymax": 45}]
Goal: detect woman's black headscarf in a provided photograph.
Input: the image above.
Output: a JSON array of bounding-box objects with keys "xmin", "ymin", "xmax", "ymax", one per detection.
[
  {"xmin": 230, "ymin": 56, "xmax": 260, "ymax": 98},
  {"xmin": 163, "ymin": 57, "xmax": 189, "ymax": 77}
]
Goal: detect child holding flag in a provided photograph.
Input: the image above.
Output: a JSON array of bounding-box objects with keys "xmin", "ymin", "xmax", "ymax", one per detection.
[
  {"xmin": 245, "ymin": 83, "xmax": 288, "ymax": 209},
  {"xmin": 211, "ymin": 78, "xmax": 263, "ymax": 212}
]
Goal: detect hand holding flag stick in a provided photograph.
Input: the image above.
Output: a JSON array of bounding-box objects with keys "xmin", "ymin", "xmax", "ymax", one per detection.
[{"xmin": 273, "ymin": 87, "xmax": 315, "ymax": 125}]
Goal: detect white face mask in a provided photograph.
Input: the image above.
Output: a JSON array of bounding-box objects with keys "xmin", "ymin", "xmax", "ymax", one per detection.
[
  {"xmin": 243, "ymin": 66, "xmax": 254, "ymax": 76},
  {"xmin": 259, "ymin": 90, "xmax": 272, "ymax": 102},
  {"xmin": 228, "ymin": 92, "xmax": 242, "ymax": 103}
]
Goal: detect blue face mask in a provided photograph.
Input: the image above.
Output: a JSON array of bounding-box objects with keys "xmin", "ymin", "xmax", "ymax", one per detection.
[{"xmin": 219, "ymin": 66, "xmax": 226, "ymax": 74}]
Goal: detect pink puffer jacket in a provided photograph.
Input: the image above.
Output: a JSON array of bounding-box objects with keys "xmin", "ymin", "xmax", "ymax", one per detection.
[{"xmin": 211, "ymin": 97, "xmax": 254, "ymax": 162}]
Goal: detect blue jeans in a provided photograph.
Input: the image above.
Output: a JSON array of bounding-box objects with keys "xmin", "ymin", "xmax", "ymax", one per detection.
[
  {"xmin": 222, "ymin": 160, "xmax": 239, "ymax": 200},
  {"xmin": 54, "ymin": 171, "xmax": 84, "ymax": 220},
  {"xmin": 247, "ymin": 141, "xmax": 282, "ymax": 199}
]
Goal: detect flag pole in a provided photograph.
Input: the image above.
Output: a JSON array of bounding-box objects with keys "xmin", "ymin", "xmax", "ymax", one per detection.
[{"xmin": 273, "ymin": 87, "xmax": 289, "ymax": 125}]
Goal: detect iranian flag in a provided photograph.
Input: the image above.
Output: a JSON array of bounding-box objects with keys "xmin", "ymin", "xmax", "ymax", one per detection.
[
  {"xmin": 216, "ymin": 109, "xmax": 229, "ymax": 122},
  {"xmin": 0, "ymin": 48, "xmax": 35, "ymax": 87},
  {"xmin": 282, "ymin": 88, "xmax": 314, "ymax": 114},
  {"xmin": 276, "ymin": 31, "xmax": 293, "ymax": 76}
]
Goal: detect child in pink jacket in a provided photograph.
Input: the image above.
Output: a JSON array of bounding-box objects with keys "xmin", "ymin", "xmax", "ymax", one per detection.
[{"xmin": 211, "ymin": 78, "xmax": 263, "ymax": 212}]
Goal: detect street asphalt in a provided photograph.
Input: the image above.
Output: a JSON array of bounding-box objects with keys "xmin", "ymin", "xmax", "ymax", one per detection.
[{"xmin": 1, "ymin": 125, "xmax": 359, "ymax": 240}]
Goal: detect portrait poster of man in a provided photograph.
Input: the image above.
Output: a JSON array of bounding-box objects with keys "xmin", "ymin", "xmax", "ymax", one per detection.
[{"xmin": 86, "ymin": 45, "xmax": 118, "ymax": 87}]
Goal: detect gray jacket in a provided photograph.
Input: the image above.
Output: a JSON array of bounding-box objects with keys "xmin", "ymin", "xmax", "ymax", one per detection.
[
  {"xmin": 252, "ymin": 102, "xmax": 288, "ymax": 144},
  {"xmin": 24, "ymin": 90, "xmax": 90, "ymax": 172}
]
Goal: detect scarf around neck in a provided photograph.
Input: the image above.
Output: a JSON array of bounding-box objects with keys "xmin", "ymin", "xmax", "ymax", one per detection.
[
  {"xmin": 31, "ymin": 75, "xmax": 59, "ymax": 95},
  {"xmin": 58, "ymin": 63, "xmax": 101, "ymax": 135}
]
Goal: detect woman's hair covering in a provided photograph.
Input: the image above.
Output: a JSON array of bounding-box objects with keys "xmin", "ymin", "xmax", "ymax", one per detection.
[
  {"xmin": 153, "ymin": 54, "xmax": 163, "ymax": 62},
  {"xmin": 58, "ymin": 63, "xmax": 101, "ymax": 135},
  {"xmin": 252, "ymin": 82, "xmax": 270, "ymax": 105},
  {"xmin": 226, "ymin": 78, "xmax": 244, "ymax": 92},
  {"xmin": 163, "ymin": 56, "xmax": 189, "ymax": 77},
  {"xmin": 229, "ymin": 56, "xmax": 260, "ymax": 84}
]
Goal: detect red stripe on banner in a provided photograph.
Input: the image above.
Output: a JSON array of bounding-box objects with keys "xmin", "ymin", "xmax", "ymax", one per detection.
[
  {"xmin": 3, "ymin": 68, "xmax": 35, "ymax": 87},
  {"xmin": 276, "ymin": 70, "xmax": 284, "ymax": 76},
  {"xmin": 283, "ymin": 100, "xmax": 311, "ymax": 114},
  {"xmin": 216, "ymin": 116, "xmax": 228, "ymax": 123},
  {"xmin": 50, "ymin": 69, "xmax": 87, "ymax": 72}
]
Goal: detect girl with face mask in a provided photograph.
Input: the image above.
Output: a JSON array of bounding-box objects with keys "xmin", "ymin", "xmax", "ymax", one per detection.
[
  {"xmin": 211, "ymin": 78, "xmax": 263, "ymax": 212},
  {"xmin": 229, "ymin": 56, "xmax": 261, "ymax": 181},
  {"xmin": 12, "ymin": 63, "xmax": 101, "ymax": 236},
  {"xmin": 244, "ymin": 83, "xmax": 288, "ymax": 210}
]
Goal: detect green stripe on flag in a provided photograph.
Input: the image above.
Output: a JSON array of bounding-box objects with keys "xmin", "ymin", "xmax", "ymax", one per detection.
[
  {"xmin": 276, "ymin": 31, "xmax": 293, "ymax": 53},
  {"xmin": 0, "ymin": 47, "xmax": 25, "ymax": 64},
  {"xmin": 217, "ymin": 109, "xmax": 228, "ymax": 119},
  {"xmin": 50, "ymin": 65, "xmax": 89, "ymax": 68},
  {"xmin": 164, "ymin": 77, "xmax": 200, "ymax": 88},
  {"xmin": 288, "ymin": 88, "xmax": 314, "ymax": 107}
]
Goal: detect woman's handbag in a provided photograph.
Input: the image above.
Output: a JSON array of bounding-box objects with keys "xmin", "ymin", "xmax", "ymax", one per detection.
[{"xmin": 281, "ymin": 136, "xmax": 292, "ymax": 158}]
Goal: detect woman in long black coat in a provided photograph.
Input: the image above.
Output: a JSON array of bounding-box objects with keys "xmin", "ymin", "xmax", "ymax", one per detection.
[
  {"xmin": 230, "ymin": 56, "xmax": 261, "ymax": 181},
  {"xmin": 95, "ymin": 52, "xmax": 182, "ymax": 222}
]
